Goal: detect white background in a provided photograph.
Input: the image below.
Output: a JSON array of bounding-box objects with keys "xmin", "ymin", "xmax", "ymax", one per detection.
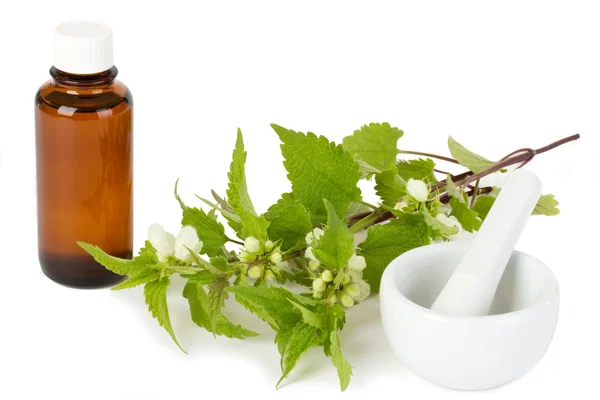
[{"xmin": 1, "ymin": 1, "xmax": 599, "ymax": 399}]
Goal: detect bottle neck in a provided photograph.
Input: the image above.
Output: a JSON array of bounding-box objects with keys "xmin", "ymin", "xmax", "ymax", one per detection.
[{"xmin": 50, "ymin": 66, "xmax": 118, "ymax": 87}]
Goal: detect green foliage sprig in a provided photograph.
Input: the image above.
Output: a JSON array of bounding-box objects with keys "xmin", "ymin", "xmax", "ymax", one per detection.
[{"xmin": 79, "ymin": 123, "xmax": 579, "ymax": 391}]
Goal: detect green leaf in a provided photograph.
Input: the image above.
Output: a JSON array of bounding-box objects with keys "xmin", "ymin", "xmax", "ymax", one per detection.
[
  {"xmin": 359, "ymin": 213, "xmax": 430, "ymax": 292},
  {"xmin": 175, "ymin": 181, "xmax": 228, "ymax": 257},
  {"xmin": 533, "ymin": 194, "xmax": 560, "ymax": 216},
  {"xmin": 342, "ymin": 122, "xmax": 403, "ymax": 174},
  {"xmin": 77, "ymin": 242, "xmax": 147, "ymax": 276},
  {"xmin": 288, "ymin": 300, "xmax": 324, "ymax": 329},
  {"xmin": 472, "ymin": 196, "xmax": 496, "ymax": 220},
  {"xmin": 239, "ymin": 210, "xmax": 270, "ymax": 242},
  {"xmin": 182, "ymin": 270, "xmax": 216, "ymax": 284},
  {"xmin": 265, "ymin": 193, "xmax": 313, "ymax": 251},
  {"xmin": 375, "ymin": 169, "xmax": 407, "ymax": 205},
  {"xmin": 396, "ymin": 158, "xmax": 437, "ymax": 183},
  {"xmin": 112, "ymin": 269, "xmax": 160, "ymax": 290},
  {"xmin": 312, "ymin": 200, "xmax": 355, "ymax": 270},
  {"xmin": 473, "ymin": 193, "xmax": 560, "ymax": 218},
  {"xmin": 275, "ymin": 322, "xmax": 321, "ymax": 388},
  {"xmin": 329, "ymin": 330, "xmax": 352, "ymax": 391},
  {"xmin": 227, "ymin": 129, "xmax": 257, "ymax": 216},
  {"xmin": 135, "ymin": 241, "xmax": 159, "ymax": 265},
  {"xmin": 143, "ymin": 278, "xmax": 185, "ymax": 352},
  {"xmin": 207, "ymin": 275, "xmax": 230, "ymax": 335},
  {"xmin": 448, "ymin": 136, "xmax": 496, "ymax": 173},
  {"xmin": 227, "ymin": 286, "xmax": 303, "ymax": 330},
  {"xmin": 273, "ymin": 124, "xmax": 362, "ymax": 225},
  {"xmin": 450, "ymin": 197, "xmax": 482, "ymax": 232},
  {"xmin": 183, "ymin": 281, "xmax": 258, "ymax": 339}
]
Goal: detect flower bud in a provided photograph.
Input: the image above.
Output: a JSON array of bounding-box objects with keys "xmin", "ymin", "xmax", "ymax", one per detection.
[
  {"xmin": 265, "ymin": 270, "xmax": 275, "ymax": 281},
  {"xmin": 248, "ymin": 265, "xmax": 262, "ymax": 279},
  {"xmin": 340, "ymin": 293, "xmax": 355, "ymax": 308},
  {"xmin": 312, "ymin": 278, "xmax": 326, "ymax": 292},
  {"xmin": 313, "ymin": 291, "xmax": 324, "ymax": 299},
  {"xmin": 327, "ymin": 293, "xmax": 337, "ymax": 304},
  {"xmin": 321, "ymin": 270, "xmax": 334, "ymax": 282},
  {"xmin": 244, "ymin": 236, "xmax": 262, "ymax": 254},
  {"xmin": 345, "ymin": 283, "xmax": 361, "ymax": 298},
  {"xmin": 308, "ymin": 259, "xmax": 320, "ymax": 271},
  {"xmin": 269, "ymin": 251, "xmax": 282, "ymax": 264},
  {"xmin": 347, "ymin": 254, "xmax": 366, "ymax": 271},
  {"xmin": 264, "ymin": 240, "xmax": 275, "ymax": 252},
  {"xmin": 239, "ymin": 251, "xmax": 255, "ymax": 262},
  {"xmin": 407, "ymin": 179, "xmax": 429, "ymax": 203},
  {"xmin": 355, "ymin": 279, "xmax": 371, "ymax": 302}
]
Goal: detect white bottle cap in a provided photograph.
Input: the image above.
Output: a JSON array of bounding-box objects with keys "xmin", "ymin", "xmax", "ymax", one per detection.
[{"xmin": 54, "ymin": 20, "xmax": 114, "ymax": 74}]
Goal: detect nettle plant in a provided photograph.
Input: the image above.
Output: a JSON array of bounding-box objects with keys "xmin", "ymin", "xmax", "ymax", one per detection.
[{"xmin": 80, "ymin": 123, "xmax": 578, "ymax": 391}]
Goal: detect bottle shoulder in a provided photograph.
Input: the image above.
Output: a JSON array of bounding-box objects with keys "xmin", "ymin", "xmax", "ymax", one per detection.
[{"xmin": 36, "ymin": 78, "xmax": 133, "ymax": 112}]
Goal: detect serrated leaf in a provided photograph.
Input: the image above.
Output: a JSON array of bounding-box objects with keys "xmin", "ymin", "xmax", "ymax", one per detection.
[
  {"xmin": 175, "ymin": 181, "xmax": 228, "ymax": 257},
  {"xmin": 312, "ymin": 200, "xmax": 355, "ymax": 270},
  {"xmin": 329, "ymin": 330, "xmax": 352, "ymax": 391},
  {"xmin": 288, "ymin": 300, "xmax": 324, "ymax": 329},
  {"xmin": 533, "ymin": 194, "xmax": 560, "ymax": 216},
  {"xmin": 375, "ymin": 169, "xmax": 407, "ymax": 205},
  {"xmin": 239, "ymin": 210, "xmax": 270, "ymax": 242},
  {"xmin": 112, "ymin": 269, "xmax": 161, "ymax": 290},
  {"xmin": 227, "ymin": 286, "xmax": 303, "ymax": 330},
  {"xmin": 78, "ymin": 242, "xmax": 147, "ymax": 276},
  {"xmin": 342, "ymin": 122, "xmax": 403, "ymax": 175},
  {"xmin": 450, "ymin": 197, "xmax": 482, "ymax": 232},
  {"xmin": 182, "ymin": 270, "xmax": 216, "ymax": 285},
  {"xmin": 275, "ymin": 322, "xmax": 321, "ymax": 388},
  {"xmin": 472, "ymin": 196, "xmax": 496, "ymax": 220},
  {"xmin": 136, "ymin": 241, "xmax": 159, "ymax": 265},
  {"xmin": 396, "ymin": 158, "xmax": 437, "ymax": 183},
  {"xmin": 324, "ymin": 304, "xmax": 346, "ymax": 356},
  {"xmin": 183, "ymin": 281, "xmax": 258, "ymax": 339},
  {"xmin": 227, "ymin": 129, "xmax": 257, "ymax": 215},
  {"xmin": 273, "ymin": 124, "xmax": 362, "ymax": 225},
  {"xmin": 265, "ymin": 193, "xmax": 313, "ymax": 251},
  {"xmin": 359, "ymin": 213, "xmax": 430, "ymax": 292},
  {"xmin": 448, "ymin": 136, "xmax": 496, "ymax": 173},
  {"xmin": 207, "ymin": 275, "xmax": 230, "ymax": 335},
  {"xmin": 144, "ymin": 278, "xmax": 185, "ymax": 352}
]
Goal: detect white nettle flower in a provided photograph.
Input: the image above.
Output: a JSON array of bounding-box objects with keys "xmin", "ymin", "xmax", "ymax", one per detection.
[
  {"xmin": 305, "ymin": 228, "xmax": 324, "ymax": 246},
  {"xmin": 148, "ymin": 224, "xmax": 203, "ymax": 262},
  {"xmin": 407, "ymin": 179, "xmax": 430, "ymax": 203},
  {"xmin": 305, "ymin": 247, "xmax": 318, "ymax": 262},
  {"xmin": 347, "ymin": 254, "xmax": 367, "ymax": 271}
]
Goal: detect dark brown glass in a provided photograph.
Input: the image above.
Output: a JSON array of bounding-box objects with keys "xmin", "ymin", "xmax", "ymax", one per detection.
[{"xmin": 35, "ymin": 66, "xmax": 133, "ymax": 288}]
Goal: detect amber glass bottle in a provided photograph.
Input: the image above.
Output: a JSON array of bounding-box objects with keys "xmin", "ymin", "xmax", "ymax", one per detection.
[{"xmin": 35, "ymin": 21, "xmax": 133, "ymax": 288}]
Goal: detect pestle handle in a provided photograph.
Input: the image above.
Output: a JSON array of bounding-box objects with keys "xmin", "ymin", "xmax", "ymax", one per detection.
[{"xmin": 430, "ymin": 169, "xmax": 542, "ymax": 316}]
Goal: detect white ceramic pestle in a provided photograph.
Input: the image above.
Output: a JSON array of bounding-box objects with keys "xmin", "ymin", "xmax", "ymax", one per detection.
[{"xmin": 430, "ymin": 168, "xmax": 542, "ymax": 316}]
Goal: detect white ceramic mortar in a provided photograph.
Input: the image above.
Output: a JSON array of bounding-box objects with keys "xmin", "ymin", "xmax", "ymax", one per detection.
[{"xmin": 379, "ymin": 240, "xmax": 560, "ymax": 390}]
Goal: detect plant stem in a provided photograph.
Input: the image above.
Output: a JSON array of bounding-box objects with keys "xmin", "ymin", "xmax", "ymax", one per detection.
[
  {"xmin": 459, "ymin": 133, "xmax": 580, "ymax": 187},
  {"xmin": 227, "ymin": 237, "xmax": 244, "ymax": 245},
  {"xmin": 349, "ymin": 210, "xmax": 382, "ymax": 233},
  {"xmin": 358, "ymin": 200, "xmax": 379, "ymax": 210},
  {"xmin": 399, "ymin": 150, "xmax": 459, "ymax": 164},
  {"xmin": 470, "ymin": 179, "xmax": 480, "ymax": 207}
]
